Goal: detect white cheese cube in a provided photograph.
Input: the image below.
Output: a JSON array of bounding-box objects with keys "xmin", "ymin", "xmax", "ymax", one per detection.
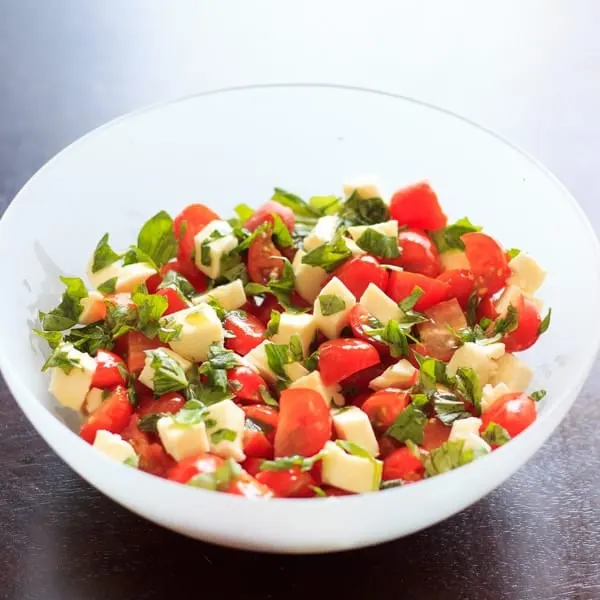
[
  {"xmin": 332, "ymin": 407, "xmax": 379, "ymax": 456},
  {"xmin": 508, "ymin": 253, "xmax": 546, "ymax": 294},
  {"xmin": 244, "ymin": 341, "xmax": 309, "ymax": 383},
  {"xmin": 347, "ymin": 220, "xmax": 399, "ymax": 242},
  {"xmin": 446, "ymin": 342, "xmax": 505, "ymax": 385},
  {"xmin": 138, "ymin": 348, "xmax": 192, "ymax": 390},
  {"xmin": 193, "ymin": 279, "xmax": 247, "ymax": 311},
  {"xmin": 162, "ymin": 304, "xmax": 224, "ymax": 362},
  {"xmin": 204, "ymin": 399, "xmax": 246, "ymax": 461},
  {"xmin": 84, "ymin": 387, "xmax": 104, "ymax": 415},
  {"xmin": 284, "ymin": 362, "xmax": 310, "ymax": 382},
  {"xmin": 157, "ymin": 416, "xmax": 210, "ymax": 461},
  {"xmin": 289, "ymin": 371, "xmax": 344, "ymax": 407},
  {"xmin": 79, "ymin": 291, "xmax": 105, "ymax": 325},
  {"xmin": 369, "ymin": 359, "xmax": 417, "ymax": 390},
  {"xmin": 481, "ymin": 382, "xmax": 511, "ymax": 413},
  {"xmin": 449, "ymin": 417, "xmax": 491, "ymax": 454},
  {"xmin": 491, "ymin": 354, "xmax": 533, "ymax": 392},
  {"xmin": 343, "ymin": 177, "xmax": 383, "ymax": 200},
  {"xmin": 359, "ymin": 283, "xmax": 401, "ymax": 324},
  {"xmin": 321, "ymin": 441, "xmax": 382, "ymax": 493},
  {"xmin": 303, "ymin": 216, "xmax": 338, "ymax": 252},
  {"xmin": 93, "ymin": 430, "xmax": 138, "ymax": 464},
  {"xmin": 496, "ymin": 284, "xmax": 543, "ymax": 314},
  {"xmin": 48, "ymin": 344, "xmax": 97, "ymax": 411},
  {"xmin": 292, "ymin": 249, "xmax": 329, "ymax": 303},
  {"xmin": 271, "ymin": 313, "xmax": 315, "ymax": 357},
  {"xmin": 440, "ymin": 250, "xmax": 470, "ymax": 271},
  {"xmin": 345, "ymin": 238, "xmax": 367, "ymax": 257},
  {"xmin": 193, "ymin": 220, "xmax": 238, "ymax": 279},
  {"xmin": 313, "ymin": 277, "xmax": 356, "ymax": 339},
  {"xmin": 87, "ymin": 260, "xmax": 157, "ymax": 293}
]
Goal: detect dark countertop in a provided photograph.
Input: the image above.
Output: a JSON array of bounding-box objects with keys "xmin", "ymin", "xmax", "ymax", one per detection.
[{"xmin": 1, "ymin": 2, "xmax": 599, "ymax": 599}]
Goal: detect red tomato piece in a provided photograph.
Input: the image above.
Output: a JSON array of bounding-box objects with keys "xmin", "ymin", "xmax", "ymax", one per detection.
[
  {"xmin": 251, "ymin": 293, "xmax": 309, "ymax": 325},
  {"xmin": 481, "ymin": 392, "xmax": 536, "ymax": 439},
  {"xmin": 244, "ymin": 200, "xmax": 295, "ymax": 233},
  {"xmin": 173, "ymin": 204, "xmax": 220, "ymax": 264},
  {"xmin": 274, "ymin": 389, "xmax": 332, "ymax": 458},
  {"xmin": 387, "ymin": 229, "xmax": 442, "ymax": 277},
  {"xmin": 224, "ymin": 312, "xmax": 266, "ymax": 356},
  {"xmin": 340, "ymin": 364, "xmax": 387, "ymax": 395},
  {"xmin": 168, "ymin": 453, "xmax": 224, "ymax": 484},
  {"xmin": 241, "ymin": 457, "xmax": 263, "ymax": 477},
  {"xmin": 136, "ymin": 392, "xmax": 186, "ymax": 417},
  {"xmin": 378, "ymin": 436, "xmax": 399, "ymax": 458},
  {"xmin": 318, "ymin": 339, "xmax": 380, "ymax": 386},
  {"xmin": 156, "ymin": 287, "xmax": 190, "ymax": 315},
  {"xmin": 361, "ymin": 389, "xmax": 410, "ymax": 432},
  {"xmin": 255, "ymin": 466, "xmax": 316, "ymax": 498},
  {"xmin": 437, "ymin": 269, "xmax": 476, "ymax": 309},
  {"xmin": 389, "ymin": 181, "xmax": 447, "ymax": 230},
  {"xmin": 329, "ymin": 256, "xmax": 389, "ymax": 300},
  {"xmin": 124, "ymin": 331, "xmax": 166, "ymax": 374},
  {"xmin": 91, "ymin": 350, "xmax": 127, "ymax": 389},
  {"xmin": 500, "ymin": 294, "xmax": 542, "ymax": 353},
  {"xmin": 158, "ymin": 259, "xmax": 208, "ymax": 293},
  {"xmin": 243, "ymin": 429, "xmax": 274, "ymax": 459},
  {"xmin": 226, "ymin": 476, "xmax": 274, "ymax": 498},
  {"xmin": 382, "ymin": 447, "xmax": 425, "ymax": 482},
  {"xmin": 387, "ymin": 271, "xmax": 450, "ymax": 311},
  {"xmin": 416, "ymin": 298, "xmax": 467, "ymax": 362},
  {"xmin": 80, "ymin": 386, "xmax": 134, "ymax": 444},
  {"xmin": 477, "ymin": 294, "xmax": 499, "ymax": 322},
  {"xmin": 462, "ymin": 232, "xmax": 511, "ymax": 296},
  {"xmin": 348, "ymin": 305, "xmax": 390, "ymax": 356},
  {"xmin": 247, "ymin": 229, "xmax": 284, "ymax": 285},
  {"xmin": 242, "ymin": 405, "xmax": 279, "ymax": 443},
  {"xmin": 421, "ymin": 418, "xmax": 451, "ymax": 451},
  {"xmin": 228, "ymin": 365, "xmax": 267, "ymax": 404}
]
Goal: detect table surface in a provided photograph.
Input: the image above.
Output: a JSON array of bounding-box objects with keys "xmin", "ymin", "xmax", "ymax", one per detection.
[{"xmin": 1, "ymin": 2, "xmax": 599, "ymax": 599}]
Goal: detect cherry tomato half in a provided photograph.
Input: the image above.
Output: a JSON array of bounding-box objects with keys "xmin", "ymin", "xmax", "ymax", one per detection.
[
  {"xmin": 348, "ymin": 305, "xmax": 390, "ymax": 356},
  {"xmin": 91, "ymin": 350, "xmax": 127, "ymax": 389},
  {"xmin": 136, "ymin": 392, "xmax": 186, "ymax": 417},
  {"xmin": 255, "ymin": 466, "xmax": 316, "ymax": 498},
  {"xmin": 361, "ymin": 389, "xmax": 410, "ymax": 432},
  {"xmin": 243, "ymin": 428, "xmax": 274, "ymax": 459},
  {"xmin": 382, "ymin": 447, "xmax": 425, "ymax": 482},
  {"xmin": 224, "ymin": 312, "xmax": 266, "ymax": 356},
  {"xmin": 155, "ymin": 286, "xmax": 190, "ymax": 315},
  {"xmin": 462, "ymin": 232, "xmax": 510, "ymax": 296},
  {"xmin": 242, "ymin": 405, "xmax": 279, "ymax": 443},
  {"xmin": 386, "ymin": 271, "xmax": 450, "ymax": 311},
  {"xmin": 481, "ymin": 393, "xmax": 536, "ymax": 439},
  {"xmin": 228, "ymin": 365, "xmax": 267, "ymax": 403},
  {"xmin": 329, "ymin": 255, "xmax": 389, "ymax": 300},
  {"xmin": 318, "ymin": 339, "xmax": 380, "ymax": 386},
  {"xmin": 389, "ymin": 181, "xmax": 447, "ymax": 230},
  {"xmin": 387, "ymin": 229, "xmax": 441, "ymax": 277},
  {"xmin": 244, "ymin": 200, "xmax": 295, "ymax": 233},
  {"xmin": 500, "ymin": 294, "xmax": 542, "ymax": 353},
  {"xmin": 416, "ymin": 298, "xmax": 466, "ymax": 362},
  {"xmin": 173, "ymin": 204, "xmax": 220, "ymax": 264},
  {"xmin": 437, "ymin": 269, "xmax": 475, "ymax": 309},
  {"xmin": 247, "ymin": 229, "xmax": 284, "ymax": 285},
  {"xmin": 421, "ymin": 418, "xmax": 451, "ymax": 451},
  {"xmin": 122, "ymin": 331, "xmax": 166, "ymax": 374},
  {"xmin": 80, "ymin": 386, "xmax": 133, "ymax": 444}
]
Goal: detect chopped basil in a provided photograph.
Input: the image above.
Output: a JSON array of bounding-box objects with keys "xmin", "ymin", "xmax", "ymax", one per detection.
[
  {"xmin": 492, "ymin": 304, "xmax": 519, "ymax": 336},
  {"xmin": 303, "ymin": 350, "xmax": 319, "ymax": 372},
  {"xmin": 355, "ymin": 228, "xmax": 400, "ymax": 259},
  {"xmin": 64, "ymin": 323, "xmax": 113, "ymax": 355},
  {"xmin": 432, "ymin": 392, "xmax": 471, "ymax": 425},
  {"xmin": 424, "ymin": 439, "xmax": 472, "ymax": 476},
  {"xmin": 131, "ymin": 289, "xmax": 168, "ymax": 339},
  {"xmin": 264, "ymin": 343, "xmax": 291, "ymax": 382},
  {"xmin": 265, "ymin": 310, "xmax": 281, "ymax": 338},
  {"xmin": 271, "ymin": 188, "xmax": 319, "ymax": 220},
  {"xmin": 455, "ymin": 367, "xmax": 482, "ymax": 413},
  {"xmin": 216, "ymin": 252, "xmax": 247, "ymax": 286},
  {"xmin": 233, "ymin": 222, "xmax": 268, "ymax": 253},
  {"xmin": 466, "ymin": 292, "xmax": 479, "ymax": 327},
  {"xmin": 453, "ymin": 323, "xmax": 502, "ymax": 346},
  {"xmin": 187, "ymin": 458, "xmax": 242, "ymax": 491},
  {"xmin": 245, "ymin": 258, "xmax": 302, "ymax": 312},
  {"xmin": 147, "ymin": 349, "xmax": 188, "ymax": 394},
  {"xmin": 418, "ymin": 357, "xmax": 454, "ymax": 391},
  {"xmin": 376, "ymin": 320, "xmax": 409, "ymax": 358},
  {"xmin": 338, "ymin": 191, "xmax": 389, "ymax": 226},
  {"xmin": 301, "ymin": 230, "xmax": 352, "ymax": 273},
  {"xmin": 398, "ymin": 286, "xmax": 424, "ymax": 313},
  {"xmin": 531, "ymin": 389, "xmax": 547, "ymax": 402},
  {"xmin": 210, "ymin": 428, "xmax": 237, "ymax": 444},
  {"xmin": 271, "ymin": 214, "xmax": 294, "ymax": 248},
  {"xmin": 124, "ymin": 455, "xmax": 139, "ymax": 468},
  {"xmin": 41, "ymin": 345, "xmax": 81, "ymax": 374},
  {"xmin": 289, "ymin": 334, "xmax": 304, "ymax": 361},
  {"xmin": 506, "ymin": 248, "xmax": 521, "ymax": 260},
  {"xmin": 172, "ymin": 400, "xmax": 207, "ymax": 426},
  {"xmin": 121, "ymin": 245, "xmax": 156, "ymax": 268},
  {"xmin": 200, "ymin": 343, "xmax": 240, "ymax": 372},
  {"xmin": 137, "ymin": 412, "xmax": 167, "ymax": 433},
  {"xmin": 33, "ymin": 329, "xmax": 63, "ymax": 350},
  {"xmin": 39, "ymin": 276, "xmax": 88, "ymax": 331},
  {"xmin": 538, "ymin": 308, "xmax": 552, "ymax": 335},
  {"xmin": 481, "ymin": 422, "xmax": 511, "ymax": 446},
  {"xmin": 157, "ymin": 314, "xmax": 183, "ymax": 343},
  {"xmin": 135, "ymin": 210, "xmax": 178, "ymax": 268},
  {"xmin": 260, "ymin": 452, "xmax": 324, "ymax": 472},
  {"xmin": 91, "ymin": 233, "xmax": 123, "ymax": 273},
  {"xmin": 431, "ymin": 217, "xmax": 481, "ymax": 253},
  {"xmin": 385, "ymin": 404, "xmax": 428, "ymax": 444},
  {"xmin": 259, "ymin": 385, "xmax": 279, "ymax": 407},
  {"xmin": 97, "ymin": 277, "xmax": 118, "ymax": 295},
  {"xmin": 158, "ymin": 270, "xmax": 196, "ymax": 300},
  {"xmin": 310, "ymin": 485, "xmax": 328, "ymax": 497},
  {"xmin": 319, "ymin": 294, "xmax": 346, "ymax": 317},
  {"xmin": 200, "ymin": 243, "xmax": 212, "ymax": 266},
  {"xmin": 309, "ymin": 195, "xmax": 342, "ymax": 216},
  {"xmin": 233, "ymin": 203, "xmax": 255, "ymax": 224},
  {"xmin": 380, "ymin": 479, "xmax": 406, "ymax": 490}
]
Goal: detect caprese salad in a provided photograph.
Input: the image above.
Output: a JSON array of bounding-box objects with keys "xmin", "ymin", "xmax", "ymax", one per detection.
[{"xmin": 34, "ymin": 180, "xmax": 551, "ymax": 498}]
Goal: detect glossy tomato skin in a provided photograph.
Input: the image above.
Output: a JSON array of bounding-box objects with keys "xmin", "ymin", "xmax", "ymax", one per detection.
[
  {"xmin": 155, "ymin": 259, "xmax": 208, "ymax": 293},
  {"xmin": 500, "ymin": 294, "xmax": 542, "ymax": 352},
  {"xmin": 318, "ymin": 339, "xmax": 380, "ymax": 386},
  {"xmin": 80, "ymin": 386, "xmax": 134, "ymax": 444},
  {"xmin": 388, "ymin": 229, "xmax": 442, "ymax": 277},
  {"xmin": 421, "ymin": 418, "xmax": 451, "ymax": 451},
  {"xmin": 241, "ymin": 457, "xmax": 263, "ymax": 477},
  {"xmin": 243, "ymin": 429, "xmax": 274, "ymax": 459},
  {"xmin": 173, "ymin": 204, "xmax": 220, "ymax": 264},
  {"xmin": 361, "ymin": 389, "xmax": 410, "ymax": 431},
  {"xmin": 481, "ymin": 393, "xmax": 536, "ymax": 439},
  {"xmin": 382, "ymin": 447, "xmax": 425, "ymax": 482},
  {"xmin": 244, "ymin": 200, "xmax": 295, "ymax": 233},
  {"xmin": 477, "ymin": 294, "xmax": 498, "ymax": 322},
  {"xmin": 224, "ymin": 312, "xmax": 266, "ymax": 355},
  {"xmin": 255, "ymin": 466, "xmax": 316, "ymax": 498},
  {"xmin": 437, "ymin": 269, "xmax": 475, "ymax": 309},
  {"xmin": 242, "ymin": 405, "xmax": 279, "ymax": 443},
  {"xmin": 136, "ymin": 392, "xmax": 186, "ymax": 417},
  {"xmin": 387, "ymin": 271, "xmax": 450, "ymax": 311},
  {"xmin": 348, "ymin": 305, "xmax": 390, "ymax": 356},
  {"xmin": 247, "ymin": 229, "xmax": 284, "ymax": 285},
  {"xmin": 274, "ymin": 389, "xmax": 332, "ymax": 458},
  {"xmin": 228, "ymin": 365, "xmax": 267, "ymax": 403},
  {"xmin": 416, "ymin": 298, "xmax": 467, "ymax": 362},
  {"xmin": 91, "ymin": 350, "xmax": 127, "ymax": 389},
  {"xmin": 462, "ymin": 232, "xmax": 510, "ymax": 296},
  {"xmin": 156, "ymin": 287, "xmax": 190, "ymax": 315},
  {"xmin": 389, "ymin": 182, "xmax": 447, "ymax": 230},
  {"xmin": 329, "ymin": 256, "xmax": 389, "ymax": 300},
  {"xmin": 123, "ymin": 331, "xmax": 166, "ymax": 374}
]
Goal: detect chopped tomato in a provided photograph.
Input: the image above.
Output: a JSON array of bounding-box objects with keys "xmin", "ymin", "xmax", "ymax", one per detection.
[
  {"xmin": 247, "ymin": 229, "xmax": 284, "ymax": 285},
  {"xmin": 421, "ymin": 418, "xmax": 451, "ymax": 451},
  {"xmin": 241, "ymin": 457, "xmax": 263, "ymax": 477},
  {"xmin": 339, "ymin": 364, "xmax": 387, "ymax": 398},
  {"xmin": 378, "ymin": 436, "xmax": 399, "ymax": 458},
  {"xmin": 437, "ymin": 269, "xmax": 475, "ymax": 309},
  {"xmin": 80, "ymin": 386, "xmax": 134, "ymax": 444},
  {"xmin": 91, "ymin": 350, "xmax": 127, "ymax": 389},
  {"xmin": 274, "ymin": 389, "xmax": 332, "ymax": 457},
  {"xmin": 136, "ymin": 392, "xmax": 186, "ymax": 417},
  {"xmin": 252, "ymin": 293, "xmax": 309, "ymax": 325},
  {"xmin": 226, "ymin": 476, "xmax": 274, "ymax": 498},
  {"xmin": 329, "ymin": 256, "xmax": 389, "ymax": 300},
  {"xmin": 173, "ymin": 203, "xmax": 220, "ymax": 264},
  {"xmin": 389, "ymin": 182, "xmax": 447, "ymax": 230},
  {"xmin": 224, "ymin": 312, "xmax": 266, "ymax": 356},
  {"xmin": 243, "ymin": 428, "xmax": 274, "ymax": 459},
  {"xmin": 155, "ymin": 259, "xmax": 208, "ymax": 293},
  {"xmin": 348, "ymin": 305, "xmax": 389, "ymax": 356},
  {"xmin": 228, "ymin": 365, "xmax": 267, "ymax": 403},
  {"xmin": 244, "ymin": 200, "xmax": 295, "ymax": 233},
  {"xmin": 462, "ymin": 232, "xmax": 510, "ymax": 296},
  {"xmin": 361, "ymin": 389, "xmax": 410, "ymax": 431},
  {"xmin": 477, "ymin": 294, "xmax": 499, "ymax": 322},
  {"xmin": 242, "ymin": 405, "xmax": 279, "ymax": 443},
  {"xmin": 168, "ymin": 452, "xmax": 224, "ymax": 484},
  {"xmin": 387, "ymin": 229, "xmax": 442, "ymax": 277},
  {"xmin": 481, "ymin": 393, "xmax": 536, "ymax": 439},
  {"xmin": 123, "ymin": 331, "xmax": 165, "ymax": 374},
  {"xmin": 499, "ymin": 294, "xmax": 542, "ymax": 353},
  {"xmin": 387, "ymin": 271, "xmax": 450, "ymax": 311},
  {"xmin": 407, "ymin": 342, "xmax": 428, "ymax": 368},
  {"xmin": 255, "ymin": 466, "xmax": 316, "ymax": 498},
  {"xmin": 318, "ymin": 339, "xmax": 380, "ymax": 386},
  {"xmin": 382, "ymin": 447, "xmax": 425, "ymax": 482},
  {"xmin": 155, "ymin": 286, "xmax": 189, "ymax": 315},
  {"xmin": 416, "ymin": 298, "xmax": 467, "ymax": 361}
]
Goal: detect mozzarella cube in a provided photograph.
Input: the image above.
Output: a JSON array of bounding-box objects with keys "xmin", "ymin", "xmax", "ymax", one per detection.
[
  {"xmin": 271, "ymin": 313, "xmax": 315, "ymax": 357},
  {"xmin": 313, "ymin": 277, "xmax": 356, "ymax": 339},
  {"xmin": 332, "ymin": 407, "xmax": 379, "ymax": 456},
  {"xmin": 343, "ymin": 178, "xmax": 383, "ymax": 200},
  {"xmin": 321, "ymin": 441, "xmax": 382, "ymax": 493},
  {"xmin": 204, "ymin": 399, "xmax": 246, "ymax": 461},
  {"xmin": 244, "ymin": 341, "xmax": 309, "ymax": 382},
  {"xmin": 138, "ymin": 348, "xmax": 192, "ymax": 390},
  {"xmin": 449, "ymin": 417, "xmax": 491, "ymax": 455},
  {"xmin": 84, "ymin": 387, "xmax": 104, "ymax": 415},
  {"xmin": 369, "ymin": 359, "xmax": 417, "ymax": 390},
  {"xmin": 289, "ymin": 371, "xmax": 344, "ymax": 407},
  {"xmin": 193, "ymin": 220, "xmax": 238, "ymax": 279},
  {"xmin": 481, "ymin": 382, "xmax": 511, "ymax": 413},
  {"xmin": 87, "ymin": 260, "xmax": 157, "ymax": 293},
  {"xmin": 293, "ymin": 249, "xmax": 328, "ymax": 303},
  {"xmin": 508, "ymin": 253, "xmax": 546, "ymax": 294},
  {"xmin": 303, "ymin": 216, "xmax": 338, "ymax": 252},
  {"xmin": 496, "ymin": 284, "xmax": 543, "ymax": 314},
  {"xmin": 93, "ymin": 430, "xmax": 138, "ymax": 464},
  {"xmin": 284, "ymin": 362, "xmax": 310, "ymax": 382},
  {"xmin": 446, "ymin": 342, "xmax": 505, "ymax": 385},
  {"xmin": 440, "ymin": 250, "xmax": 470, "ymax": 271},
  {"xmin": 345, "ymin": 238, "xmax": 367, "ymax": 257},
  {"xmin": 193, "ymin": 279, "xmax": 246, "ymax": 311},
  {"xmin": 162, "ymin": 304, "xmax": 224, "ymax": 362},
  {"xmin": 157, "ymin": 416, "xmax": 210, "ymax": 461},
  {"xmin": 491, "ymin": 354, "xmax": 533, "ymax": 392},
  {"xmin": 48, "ymin": 344, "xmax": 97, "ymax": 411},
  {"xmin": 359, "ymin": 283, "xmax": 401, "ymax": 324},
  {"xmin": 79, "ymin": 291, "xmax": 105, "ymax": 325},
  {"xmin": 347, "ymin": 220, "xmax": 399, "ymax": 242}
]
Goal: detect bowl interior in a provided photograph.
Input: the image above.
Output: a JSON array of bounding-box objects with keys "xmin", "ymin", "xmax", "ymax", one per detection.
[{"xmin": 0, "ymin": 85, "xmax": 598, "ymax": 552}]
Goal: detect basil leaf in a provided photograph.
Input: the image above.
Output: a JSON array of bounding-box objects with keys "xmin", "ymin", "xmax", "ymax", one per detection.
[
  {"xmin": 260, "ymin": 452, "xmax": 324, "ymax": 472},
  {"xmin": 431, "ymin": 217, "xmax": 482, "ymax": 252},
  {"xmin": 301, "ymin": 230, "xmax": 352, "ymax": 272},
  {"xmin": 234, "ymin": 203, "xmax": 255, "ymax": 224},
  {"xmin": 210, "ymin": 428, "xmax": 237, "ymax": 444},
  {"xmin": 424, "ymin": 439, "xmax": 472, "ymax": 476},
  {"xmin": 455, "ymin": 367, "xmax": 482, "ymax": 413},
  {"xmin": 338, "ymin": 191, "xmax": 389, "ymax": 226},
  {"xmin": 385, "ymin": 404, "xmax": 428, "ymax": 444},
  {"xmin": 187, "ymin": 458, "xmax": 242, "ymax": 491},
  {"xmin": 310, "ymin": 485, "xmax": 328, "ymax": 497},
  {"xmin": 271, "ymin": 214, "xmax": 294, "ymax": 248},
  {"xmin": 309, "ymin": 195, "xmax": 342, "ymax": 216},
  {"xmin": 92, "ymin": 233, "xmax": 122, "ymax": 273},
  {"xmin": 147, "ymin": 349, "xmax": 188, "ymax": 394},
  {"xmin": 319, "ymin": 294, "xmax": 346, "ymax": 316},
  {"xmin": 121, "ymin": 245, "xmax": 156, "ymax": 269},
  {"xmin": 264, "ymin": 343, "xmax": 291, "ymax": 382},
  {"xmin": 233, "ymin": 222, "xmax": 268, "ymax": 253},
  {"xmin": 137, "ymin": 412, "xmax": 168, "ymax": 433},
  {"xmin": 538, "ymin": 308, "xmax": 551, "ymax": 335},
  {"xmin": 432, "ymin": 392, "xmax": 471, "ymax": 425},
  {"xmin": 259, "ymin": 385, "xmax": 279, "ymax": 407},
  {"xmin": 97, "ymin": 277, "xmax": 118, "ymax": 295},
  {"xmin": 158, "ymin": 270, "xmax": 196, "ymax": 300},
  {"xmin": 289, "ymin": 334, "xmax": 304, "ymax": 361},
  {"xmin": 136, "ymin": 210, "xmax": 178, "ymax": 268},
  {"xmin": 304, "ymin": 350, "xmax": 319, "ymax": 372},
  {"xmin": 200, "ymin": 343, "xmax": 240, "ymax": 372},
  {"xmin": 41, "ymin": 345, "xmax": 81, "ymax": 374},
  {"xmin": 506, "ymin": 248, "xmax": 521, "ymax": 260},
  {"xmin": 398, "ymin": 286, "xmax": 424, "ymax": 312},
  {"xmin": 355, "ymin": 228, "xmax": 400, "ymax": 259},
  {"xmin": 481, "ymin": 422, "xmax": 511, "ymax": 446},
  {"xmin": 217, "ymin": 252, "xmax": 247, "ymax": 285},
  {"xmin": 466, "ymin": 292, "xmax": 479, "ymax": 327},
  {"xmin": 131, "ymin": 289, "xmax": 168, "ymax": 339},
  {"xmin": 245, "ymin": 258, "xmax": 302, "ymax": 312},
  {"xmin": 33, "ymin": 329, "xmax": 63, "ymax": 350},
  {"xmin": 418, "ymin": 357, "xmax": 454, "ymax": 391},
  {"xmin": 173, "ymin": 400, "xmax": 208, "ymax": 425},
  {"xmin": 272, "ymin": 188, "xmax": 319, "ymax": 220},
  {"xmin": 39, "ymin": 276, "xmax": 88, "ymax": 331},
  {"xmin": 492, "ymin": 304, "xmax": 519, "ymax": 336},
  {"xmin": 531, "ymin": 389, "xmax": 547, "ymax": 402},
  {"xmin": 380, "ymin": 479, "xmax": 406, "ymax": 490},
  {"xmin": 265, "ymin": 310, "xmax": 281, "ymax": 338},
  {"xmin": 64, "ymin": 324, "xmax": 113, "ymax": 355},
  {"xmin": 157, "ymin": 314, "xmax": 183, "ymax": 343}
]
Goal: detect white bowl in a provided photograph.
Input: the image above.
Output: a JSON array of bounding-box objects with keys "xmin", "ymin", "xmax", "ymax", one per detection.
[{"xmin": 1, "ymin": 84, "xmax": 599, "ymax": 553}]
